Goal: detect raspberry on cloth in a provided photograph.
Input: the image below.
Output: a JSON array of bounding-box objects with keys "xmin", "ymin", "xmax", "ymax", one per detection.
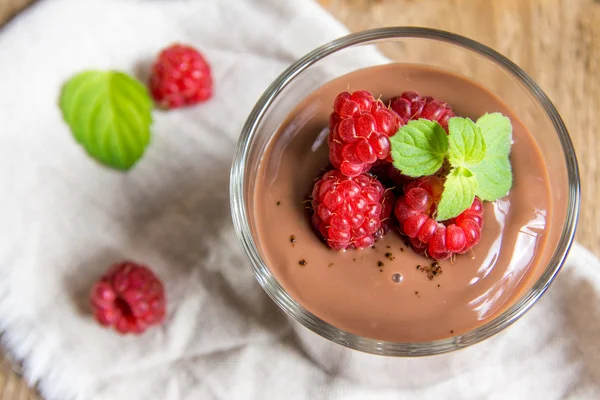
[
  {"xmin": 0, "ymin": 1, "xmax": 599, "ymax": 400},
  {"xmin": 149, "ymin": 44, "xmax": 213, "ymax": 109},
  {"xmin": 90, "ymin": 261, "xmax": 166, "ymax": 334}
]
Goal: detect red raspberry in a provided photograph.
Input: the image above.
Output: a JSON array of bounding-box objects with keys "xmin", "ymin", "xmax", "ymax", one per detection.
[
  {"xmin": 149, "ymin": 44, "xmax": 213, "ymax": 109},
  {"xmin": 328, "ymin": 90, "xmax": 401, "ymax": 177},
  {"xmin": 90, "ymin": 261, "xmax": 166, "ymax": 334},
  {"xmin": 390, "ymin": 91, "xmax": 455, "ymax": 131},
  {"xmin": 394, "ymin": 177, "xmax": 484, "ymax": 260},
  {"xmin": 311, "ymin": 170, "xmax": 395, "ymax": 250}
]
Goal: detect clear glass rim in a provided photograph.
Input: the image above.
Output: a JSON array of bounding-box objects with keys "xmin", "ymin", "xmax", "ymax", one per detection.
[{"xmin": 230, "ymin": 27, "xmax": 580, "ymax": 356}]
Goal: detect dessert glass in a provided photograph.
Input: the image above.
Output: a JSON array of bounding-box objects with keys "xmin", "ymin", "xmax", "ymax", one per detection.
[{"xmin": 230, "ymin": 28, "xmax": 580, "ymax": 385}]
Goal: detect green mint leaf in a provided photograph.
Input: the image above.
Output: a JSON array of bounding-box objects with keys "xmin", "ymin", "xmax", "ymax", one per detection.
[
  {"xmin": 470, "ymin": 112, "xmax": 514, "ymax": 201},
  {"xmin": 436, "ymin": 167, "xmax": 477, "ymax": 221},
  {"xmin": 60, "ymin": 70, "xmax": 153, "ymax": 171},
  {"xmin": 390, "ymin": 119, "xmax": 448, "ymax": 177},
  {"xmin": 447, "ymin": 117, "xmax": 486, "ymax": 167},
  {"xmin": 471, "ymin": 156, "xmax": 513, "ymax": 201},
  {"xmin": 476, "ymin": 112, "xmax": 512, "ymax": 158}
]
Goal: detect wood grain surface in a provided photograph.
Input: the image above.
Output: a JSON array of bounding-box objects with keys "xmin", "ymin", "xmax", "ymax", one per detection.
[
  {"xmin": 0, "ymin": 0, "xmax": 599, "ymax": 398},
  {"xmin": 0, "ymin": 0, "xmax": 30, "ymax": 27}
]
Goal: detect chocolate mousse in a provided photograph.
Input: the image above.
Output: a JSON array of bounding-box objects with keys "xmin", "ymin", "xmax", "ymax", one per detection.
[{"xmin": 253, "ymin": 64, "xmax": 551, "ymax": 342}]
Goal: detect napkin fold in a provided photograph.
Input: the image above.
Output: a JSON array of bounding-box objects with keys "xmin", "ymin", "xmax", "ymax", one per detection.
[{"xmin": 0, "ymin": 1, "xmax": 597, "ymax": 399}]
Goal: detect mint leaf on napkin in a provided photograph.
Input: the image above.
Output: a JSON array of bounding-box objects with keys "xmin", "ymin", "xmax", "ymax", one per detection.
[{"xmin": 60, "ymin": 71, "xmax": 153, "ymax": 171}]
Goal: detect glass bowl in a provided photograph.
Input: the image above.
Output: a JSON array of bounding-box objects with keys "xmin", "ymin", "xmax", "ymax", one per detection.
[{"xmin": 230, "ymin": 28, "xmax": 579, "ymax": 362}]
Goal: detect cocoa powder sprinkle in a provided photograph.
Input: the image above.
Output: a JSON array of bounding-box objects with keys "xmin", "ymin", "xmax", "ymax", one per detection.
[{"xmin": 417, "ymin": 262, "xmax": 443, "ymax": 280}]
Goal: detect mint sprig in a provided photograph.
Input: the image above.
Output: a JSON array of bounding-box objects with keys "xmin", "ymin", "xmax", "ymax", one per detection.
[
  {"xmin": 60, "ymin": 70, "xmax": 153, "ymax": 171},
  {"xmin": 447, "ymin": 117, "xmax": 486, "ymax": 167},
  {"xmin": 471, "ymin": 113, "xmax": 513, "ymax": 201},
  {"xmin": 476, "ymin": 113, "xmax": 512, "ymax": 158},
  {"xmin": 390, "ymin": 112, "xmax": 513, "ymax": 221},
  {"xmin": 471, "ymin": 156, "xmax": 512, "ymax": 202},
  {"xmin": 436, "ymin": 167, "xmax": 477, "ymax": 221},
  {"xmin": 389, "ymin": 119, "xmax": 448, "ymax": 177}
]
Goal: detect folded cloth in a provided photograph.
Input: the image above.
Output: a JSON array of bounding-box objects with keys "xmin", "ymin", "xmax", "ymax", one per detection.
[{"xmin": 0, "ymin": 0, "xmax": 597, "ymax": 399}]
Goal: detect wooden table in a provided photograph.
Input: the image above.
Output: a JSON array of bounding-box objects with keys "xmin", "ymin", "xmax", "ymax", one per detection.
[{"xmin": 0, "ymin": 0, "xmax": 599, "ymax": 398}]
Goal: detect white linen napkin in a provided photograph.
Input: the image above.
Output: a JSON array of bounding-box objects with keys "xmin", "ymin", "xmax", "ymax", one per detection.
[{"xmin": 0, "ymin": 0, "xmax": 597, "ymax": 399}]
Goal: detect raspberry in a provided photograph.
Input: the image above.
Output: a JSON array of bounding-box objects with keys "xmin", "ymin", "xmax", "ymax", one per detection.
[
  {"xmin": 328, "ymin": 90, "xmax": 401, "ymax": 177},
  {"xmin": 390, "ymin": 91, "xmax": 455, "ymax": 130},
  {"xmin": 311, "ymin": 170, "xmax": 394, "ymax": 250},
  {"xmin": 394, "ymin": 177, "xmax": 484, "ymax": 260},
  {"xmin": 90, "ymin": 261, "xmax": 166, "ymax": 334},
  {"xmin": 149, "ymin": 44, "xmax": 213, "ymax": 109}
]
